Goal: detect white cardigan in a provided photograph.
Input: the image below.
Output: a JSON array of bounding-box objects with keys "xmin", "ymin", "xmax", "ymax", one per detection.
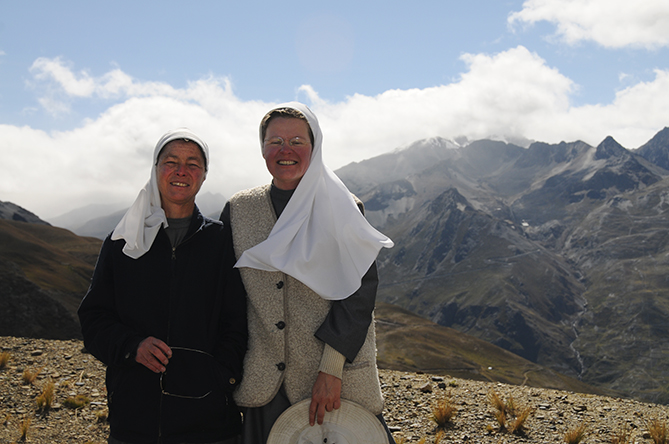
[{"xmin": 230, "ymin": 185, "xmax": 385, "ymax": 415}]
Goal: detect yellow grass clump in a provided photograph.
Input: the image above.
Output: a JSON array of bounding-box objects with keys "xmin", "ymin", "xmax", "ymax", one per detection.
[
  {"xmin": 610, "ymin": 423, "xmax": 631, "ymax": 444},
  {"xmin": 21, "ymin": 366, "xmax": 43, "ymax": 385},
  {"xmin": 648, "ymin": 419, "xmax": 669, "ymax": 444},
  {"xmin": 564, "ymin": 423, "xmax": 587, "ymax": 444},
  {"xmin": 63, "ymin": 394, "xmax": 90, "ymax": 410},
  {"xmin": 0, "ymin": 351, "xmax": 10, "ymax": 369},
  {"xmin": 18, "ymin": 416, "xmax": 31, "ymax": 441},
  {"xmin": 487, "ymin": 389, "xmax": 533, "ymax": 436},
  {"xmin": 35, "ymin": 380, "xmax": 56, "ymax": 412},
  {"xmin": 431, "ymin": 394, "xmax": 457, "ymax": 429}
]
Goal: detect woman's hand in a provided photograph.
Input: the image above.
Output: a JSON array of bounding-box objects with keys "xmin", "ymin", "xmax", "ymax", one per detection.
[
  {"xmin": 309, "ymin": 372, "xmax": 342, "ymax": 426},
  {"xmin": 135, "ymin": 336, "xmax": 172, "ymax": 373}
]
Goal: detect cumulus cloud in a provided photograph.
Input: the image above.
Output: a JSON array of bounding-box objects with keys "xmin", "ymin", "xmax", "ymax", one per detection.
[
  {"xmin": 30, "ymin": 57, "xmax": 98, "ymax": 97},
  {"xmin": 28, "ymin": 57, "xmax": 187, "ymax": 115},
  {"xmin": 509, "ymin": 0, "xmax": 669, "ymax": 49},
  {"xmin": 3, "ymin": 51, "xmax": 668, "ymax": 219}
]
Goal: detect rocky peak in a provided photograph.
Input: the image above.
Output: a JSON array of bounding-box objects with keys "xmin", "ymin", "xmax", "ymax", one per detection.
[
  {"xmin": 428, "ymin": 188, "xmax": 471, "ymax": 214},
  {"xmin": 594, "ymin": 135, "xmax": 628, "ymax": 160}
]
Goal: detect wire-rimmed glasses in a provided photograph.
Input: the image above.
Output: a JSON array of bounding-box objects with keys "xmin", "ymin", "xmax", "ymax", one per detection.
[
  {"xmin": 159, "ymin": 346, "xmax": 215, "ymax": 400},
  {"xmin": 263, "ymin": 136, "xmax": 310, "ymax": 148}
]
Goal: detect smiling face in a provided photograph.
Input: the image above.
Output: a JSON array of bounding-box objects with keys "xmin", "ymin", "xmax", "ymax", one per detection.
[
  {"xmin": 156, "ymin": 139, "xmax": 207, "ymax": 218},
  {"xmin": 262, "ymin": 117, "xmax": 313, "ymax": 190}
]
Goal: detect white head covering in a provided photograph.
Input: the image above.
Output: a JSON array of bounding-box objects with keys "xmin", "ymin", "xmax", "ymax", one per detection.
[
  {"xmin": 234, "ymin": 102, "xmax": 393, "ymax": 300},
  {"xmin": 111, "ymin": 128, "xmax": 209, "ymax": 259}
]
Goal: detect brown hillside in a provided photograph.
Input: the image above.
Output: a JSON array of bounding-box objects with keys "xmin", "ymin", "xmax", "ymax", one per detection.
[
  {"xmin": 0, "ymin": 220, "xmax": 101, "ymax": 293},
  {"xmin": 375, "ymin": 302, "xmax": 614, "ymax": 397},
  {"xmin": 0, "ymin": 220, "xmax": 101, "ymax": 338}
]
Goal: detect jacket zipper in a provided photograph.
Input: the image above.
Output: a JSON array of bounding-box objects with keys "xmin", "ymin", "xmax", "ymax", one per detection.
[{"xmin": 159, "ymin": 220, "xmax": 205, "ymax": 442}]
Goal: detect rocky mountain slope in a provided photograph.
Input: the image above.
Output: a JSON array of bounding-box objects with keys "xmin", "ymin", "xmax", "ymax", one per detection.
[{"xmin": 338, "ymin": 127, "xmax": 669, "ymax": 404}]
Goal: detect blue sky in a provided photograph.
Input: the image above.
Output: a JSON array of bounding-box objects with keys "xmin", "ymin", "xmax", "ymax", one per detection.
[{"xmin": 1, "ymin": 0, "xmax": 668, "ymax": 219}]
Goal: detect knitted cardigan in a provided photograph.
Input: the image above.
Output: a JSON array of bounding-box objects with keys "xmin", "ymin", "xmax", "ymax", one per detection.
[{"xmin": 230, "ymin": 184, "xmax": 384, "ymax": 414}]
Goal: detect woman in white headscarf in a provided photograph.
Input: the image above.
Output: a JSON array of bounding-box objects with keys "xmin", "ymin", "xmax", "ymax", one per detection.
[
  {"xmin": 220, "ymin": 103, "xmax": 395, "ymax": 443},
  {"xmin": 79, "ymin": 129, "xmax": 248, "ymax": 444}
]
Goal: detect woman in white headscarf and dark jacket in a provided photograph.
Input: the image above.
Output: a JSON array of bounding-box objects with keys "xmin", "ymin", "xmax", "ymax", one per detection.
[
  {"xmin": 220, "ymin": 103, "xmax": 395, "ymax": 443},
  {"xmin": 78, "ymin": 129, "xmax": 248, "ymax": 444}
]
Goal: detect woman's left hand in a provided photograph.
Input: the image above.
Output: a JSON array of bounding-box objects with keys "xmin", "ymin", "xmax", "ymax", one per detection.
[{"xmin": 309, "ymin": 372, "xmax": 342, "ymax": 426}]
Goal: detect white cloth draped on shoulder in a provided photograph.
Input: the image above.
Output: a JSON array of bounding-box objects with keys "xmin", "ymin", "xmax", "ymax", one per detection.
[
  {"xmin": 234, "ymin": 102, "xmax": 393, "ymax": 300},
  {"xmin": 111, "ymin": 128, "xmax": 209, "ymax": 259}
]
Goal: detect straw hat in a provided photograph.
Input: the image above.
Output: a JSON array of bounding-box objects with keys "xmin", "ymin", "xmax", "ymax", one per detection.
[{"xmin": 267, "ymin": 399, "xmax": 389, "ymax": 444}]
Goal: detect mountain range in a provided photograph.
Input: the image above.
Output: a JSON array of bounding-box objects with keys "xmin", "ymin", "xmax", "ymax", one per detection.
[
  {"xmin": 2, "ymin": 126, "xmax": 669, "ymax": 404},
  {"xmin": 337, "ymin": 126, "xmax": 669, "ymax": 404}
]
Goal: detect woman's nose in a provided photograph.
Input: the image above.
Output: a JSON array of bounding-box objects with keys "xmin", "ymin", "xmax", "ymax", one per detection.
[{"xmin": 278, "ymin": 143, "xmax": 293, "ymax": 153}]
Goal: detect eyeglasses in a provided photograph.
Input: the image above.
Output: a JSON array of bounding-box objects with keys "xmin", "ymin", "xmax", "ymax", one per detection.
[
  {"xmin": 263, "ymin": 136, "xmax": 309, "ymax": 148},
  {"xmin": 159, "ymin": 346, "xmax": 215, "ymax": 400}
]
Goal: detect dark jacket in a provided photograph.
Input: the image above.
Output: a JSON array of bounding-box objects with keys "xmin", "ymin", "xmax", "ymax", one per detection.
[{"xmin": 78, "ymin": 207, "xmax": 247, "ymax": 444}]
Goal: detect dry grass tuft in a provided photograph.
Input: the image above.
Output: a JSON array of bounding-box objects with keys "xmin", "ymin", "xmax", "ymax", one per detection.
[
  {"xmin": 431, "ymin": 394, "xmax": 457, "ymax": 429},
  {"xmin": 488, "ymin": 390, "xmax": 534, "ymax": 435},
  {"xmin": 18, "ymin": 416, "xmax": 31, "ymax": 441},
  {"xmin": 493, "ymin": 408, "xmax": 507, "ymax": 430},
  {"xmin": 21, "ymin": 367, "xmax": 42, "ymax": 385},
  {"xmin": 505, "ymin": 395, "xmax": 518, "ymax": 417},
  {"xmin": 487, "ymin": 390, "xmax": 532, "ymax": 436},
  {"xmin": 488, "ymin": 390, "xmax": 506, "ymax": 417},
  {"xmin": 35, "ymin": 380, "xmax": 56, "ymax": 412},
  {"xmin": 611, "ymin": 423, "xmax": 631, "ymax": 444},
  {"xmin": 63, "ymin": 394, "xmax": 90, "ymax": 410},
  {"xmin": 95, "ymin": 409, "xmax": 109, "ymax": 423},
  {"xmin": 508, "ymin": 405, "xmax": 533, "ymax": 435},
  {"xmin": 648, "ymin": 419, "xmax": 669, "ymax": 444},
  {"xmin": 564, "ymin": 423, "xmax": 587, "ymax": 444},
  {"xmin": 0, "ymin": 351, "xmax": 10, "ymax": 369}
]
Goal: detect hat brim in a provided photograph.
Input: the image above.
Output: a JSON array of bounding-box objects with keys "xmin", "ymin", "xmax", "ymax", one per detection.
[{"xmin": 267, "ymin": 398, "xmax": 389, "ymax": 444}]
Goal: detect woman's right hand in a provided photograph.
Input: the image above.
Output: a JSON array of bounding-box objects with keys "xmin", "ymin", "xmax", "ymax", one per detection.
[
  {"xmin": 309, "ymin": 371, "xmax": 342, "ymax": 426},
  {"xmin": 136, "ymin": 336, "xmax": 172, "ymax": 373}
]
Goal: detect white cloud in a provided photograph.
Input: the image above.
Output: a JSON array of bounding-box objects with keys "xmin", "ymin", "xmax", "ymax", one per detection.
[
  {"xmin": 509, "ymin": 0, "xmax": 669, "ymax": 49},
  {"xmin": 27, "ymin": 57, "xmax": 188, "ymax": 115},
  {"xmin": 30, "ymin": 57, "xmax": 98, "ymax": 97},
  {"xmin": 3, "ymin": 52, "xmax": 668, "ymax": 219}
]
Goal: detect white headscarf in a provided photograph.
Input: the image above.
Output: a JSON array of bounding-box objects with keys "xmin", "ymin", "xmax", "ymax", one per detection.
[
  {"xmin": 111, "ymin": 128, "xmax": 209, "ymax": 259},
  {"xmin": 234, "ymin": 102, "xmax": 394, "ymax": 300}
]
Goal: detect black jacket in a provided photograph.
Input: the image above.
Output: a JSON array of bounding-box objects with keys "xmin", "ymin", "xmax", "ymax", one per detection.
[{"xmin": 78, "ymin": 207, "xmax": 247, "ymax": 444}]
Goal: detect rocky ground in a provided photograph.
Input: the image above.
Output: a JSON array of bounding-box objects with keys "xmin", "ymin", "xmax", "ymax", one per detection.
[{"xmin": 2, "ymin": 336, "xmax": 669, "ymax": 443}]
